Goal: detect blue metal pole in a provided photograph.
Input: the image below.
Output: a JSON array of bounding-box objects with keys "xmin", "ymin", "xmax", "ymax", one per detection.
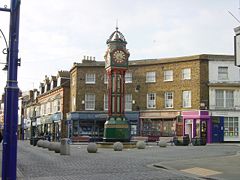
[{"xmin": 2, "ymin": 0, "xmax": 21, "ymax": 179}]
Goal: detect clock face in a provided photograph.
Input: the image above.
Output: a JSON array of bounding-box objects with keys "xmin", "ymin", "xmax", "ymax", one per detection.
[{"xmin": 113, "ymin": 50, "xmax": 126, "ymax": 63}]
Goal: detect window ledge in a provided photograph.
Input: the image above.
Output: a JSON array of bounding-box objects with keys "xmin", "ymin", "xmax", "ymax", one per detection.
[
  {"xmin": 164, "ymin": 80, "xmax": 173, "ymax": 82},
  {"xmin": 146, "ymin": 81, "xmax": 156, "ymax": 83}
]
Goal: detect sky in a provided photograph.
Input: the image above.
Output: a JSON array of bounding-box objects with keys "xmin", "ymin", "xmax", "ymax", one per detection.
[{"xmin": 0, "ymin": 0, "xmax": 239, "ymax": 95}]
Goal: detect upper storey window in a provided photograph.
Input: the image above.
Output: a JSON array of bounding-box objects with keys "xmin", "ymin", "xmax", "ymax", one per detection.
[
  {"xmin": 164, "ymin": 70, "xmax": 173, "ymax": 81},
  {"xmin": 218, "ymin": 67, "xmax": 228, "ymax": 80},
  {"xmin": 182, "ymin": 68, "xmax": 191, "ymax": 80},
  {"xmin": 86, "ymin": 73, "xmax": 96, "ymax": 84},
  {"xmin": 125, "ymin": 72, "xmax": 132, "ymax": 83},
  {"xmin": 146, "ymin": 72, "xmax": 156, "ymax": 83}
]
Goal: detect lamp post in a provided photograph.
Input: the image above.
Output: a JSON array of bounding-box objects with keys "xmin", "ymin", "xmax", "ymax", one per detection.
[{"xmin": 0, "ymin": 0, "xmax": 21, "ymax": 179}]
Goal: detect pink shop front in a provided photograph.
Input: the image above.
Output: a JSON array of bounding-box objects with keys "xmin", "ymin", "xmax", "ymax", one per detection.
[{"xmin": 182, "ymin": 110, "xmax": 212, "ymax": 143}]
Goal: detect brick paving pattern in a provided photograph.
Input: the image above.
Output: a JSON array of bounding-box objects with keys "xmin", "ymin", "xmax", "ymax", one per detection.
[{"xmin": 1, "ymin": 141, "xmax": 239, "ymax": 180}]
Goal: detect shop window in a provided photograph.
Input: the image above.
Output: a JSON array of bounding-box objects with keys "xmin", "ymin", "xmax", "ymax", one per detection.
[
  {"xmin": 224, "ymin": 117, "xmax": 239, "ymax": 137},
  {"xmin": 80, "ymin": 126, "xmax": 92, "ymax": 136},
  {"xmin": 72, "ymin": 120, "xmax": 79, "ymax": 136},
  {"xmin": 164, "ymin": 70, "xmax": 173, "ymax": 81},
  {"xmin": 146, "ymin": 72, "xmax": 156, "ymax": 83},
  {"xmin": 131, "ymin": 125, "xmax": 137, "ymax": 135},
  {"xmin": 147, "ymin": 93, "xmax": 156, "ymax": 108},
  {"xmin": 182, "ymin": 68, "xmax": 191, "ymax": 80},
  {"xmin": 165, "ymin": 92, "xmax": 173, "ymax": 108}
]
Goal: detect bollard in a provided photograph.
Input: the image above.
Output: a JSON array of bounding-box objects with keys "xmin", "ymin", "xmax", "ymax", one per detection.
[
  {"xmin": 136, "ymin": 141, "xmax": 146, "ymax": 149},
  {"xmin": 87, "ymin": 143, "xmax": 98, "ymax": 153},
  {"xmin": 60, "ymin": 138, "xmax": 70, "ymax": 155},
  {"xmin": 48, "ymin": 142, "xmax": 55, "ymax": 151},
  {"xmin": 37, "ymin": 140, "xmax": 44, "ymax": 147},
  {"xmin": 42, "ymin": 140, "xmax": 50, "ymax": 149},
  {"xmin": 159, "ymin": 141, "xmax": 167, "ymax": 148},
  {"xmin": 53, "ymin": 143, "xmax": 61, "ymax": 153},
  {"xmin": 113, "ymin": 142, "xmax": 123, "ymax": 151}
]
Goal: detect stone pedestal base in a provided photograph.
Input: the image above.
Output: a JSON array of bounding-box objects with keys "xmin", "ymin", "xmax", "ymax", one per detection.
[
  {"xmin": 97, "ymin": 141, "xmax": 136, "ymax": 149},
  {"xmin": 103, "ymin": 116, "xmax": 130, "ymax": 142}
]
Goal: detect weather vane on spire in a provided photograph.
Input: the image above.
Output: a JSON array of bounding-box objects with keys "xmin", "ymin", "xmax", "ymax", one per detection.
[{"xmin": 116, "ymin": 19, "xmax": 119, "ymax": 31}]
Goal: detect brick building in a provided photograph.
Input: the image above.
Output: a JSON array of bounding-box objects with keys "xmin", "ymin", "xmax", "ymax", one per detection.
[
  {"xmin": 25, "ymin": 71, "xmax": 70, "ymax": 141},
  {"xmin": 68, "ymin": 54, "xmax": 214, "ymax": 141}
]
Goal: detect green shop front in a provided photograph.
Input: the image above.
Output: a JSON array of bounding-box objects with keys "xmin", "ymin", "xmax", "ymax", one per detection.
[{"xmin": 67, "ymin": 111, "xmax": 140, "ymax": 140}]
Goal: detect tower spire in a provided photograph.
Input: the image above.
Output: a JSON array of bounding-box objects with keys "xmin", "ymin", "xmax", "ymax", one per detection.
[{"xmin": 116, "ymin": 19, "xmax": 119, "ymax": 31}]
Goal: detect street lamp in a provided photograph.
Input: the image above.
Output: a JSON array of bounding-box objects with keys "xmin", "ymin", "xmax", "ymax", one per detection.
[
  {"xmin": 0, "ymin": 1, "xmax": 21, "ymax": 180},
  {"xmin": 0, "ymin": 28, "xmax": 9, "ymax": 70}
]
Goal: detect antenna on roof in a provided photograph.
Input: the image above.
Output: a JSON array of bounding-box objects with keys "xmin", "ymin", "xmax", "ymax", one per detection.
[
  {"xmin": 228, "ymin": 10, "xmax": 240, "ymax": 24},
  {"xmin": 228, "ymin": 0, "xmax": 240, "ymax": 24}
]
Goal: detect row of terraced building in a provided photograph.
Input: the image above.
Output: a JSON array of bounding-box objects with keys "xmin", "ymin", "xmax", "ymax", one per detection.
[{"xmin": 2, "ymin": 54, "xmax": 239, "ymax": 143}]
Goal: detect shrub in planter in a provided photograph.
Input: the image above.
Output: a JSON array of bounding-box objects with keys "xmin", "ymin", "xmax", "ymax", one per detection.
[
  {"xmin": 173, "ymin": 136, "xmax": 190, "ymax": 146},
  {"xmin": 192, "ymin": 137, "xmax": 207, "ymax": 146},
  {"xmin": 182, "ymin": 135, "xmax": 190, "ymax": 146},
  {"xmin": 192, "ymin": 137, "xmax": 201, "ymax": 146},
  {"xmin": 200, "ymin": 137, "xmax": 207, "ymax": 145}
]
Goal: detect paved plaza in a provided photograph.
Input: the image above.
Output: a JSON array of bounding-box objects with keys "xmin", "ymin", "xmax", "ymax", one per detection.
[{"xmin": 0, "ymin": 141, "xmax": 240, "ymax": 180}]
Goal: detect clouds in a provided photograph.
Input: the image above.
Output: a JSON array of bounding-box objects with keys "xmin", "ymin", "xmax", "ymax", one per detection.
[{"xmin": 0, "ymin": 0, "xmax": 239, "ymax": 94}]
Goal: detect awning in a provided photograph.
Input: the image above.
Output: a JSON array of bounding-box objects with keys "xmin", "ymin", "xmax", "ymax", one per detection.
[
  {"xmin": 140, "ymin": 116, "xmax": 177, "ymax": 119},
  {"xmin": 50, "ymin": 112, "xmax": 62, "ymax": 122}
]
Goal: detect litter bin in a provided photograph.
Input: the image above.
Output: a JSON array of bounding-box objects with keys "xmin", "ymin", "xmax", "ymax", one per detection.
[
  {"xmin": 30, "ymin": 138, "xmax": 33, "ymax": 145},
  {"xmin": 173, "ymin": 136, "xmax": 190, "ymax": 146},
  {"xmin": 192, "ymin": 137, "xmax": 207, "ymax": 146},
  {"xmin": 33, "ymin": 137, "xmax": 39, "ymax": 146},
  {"xmin": 182, "ymin": 135, "xmax": 190, "ymax": 146}
]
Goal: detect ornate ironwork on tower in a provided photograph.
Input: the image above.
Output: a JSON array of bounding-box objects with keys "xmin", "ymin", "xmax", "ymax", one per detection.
[{"xmin": 103, "ymin": 27, "xmax": 130, "ymax": 142}]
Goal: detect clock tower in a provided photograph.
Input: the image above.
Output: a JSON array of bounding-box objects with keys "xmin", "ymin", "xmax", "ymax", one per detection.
[{"xmin": 103, "ymin": 27, "xmax": 130, "ymax": 142}]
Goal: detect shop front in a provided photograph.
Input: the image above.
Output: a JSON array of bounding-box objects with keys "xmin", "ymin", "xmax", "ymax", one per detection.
[
  {"xmin": 38, "ymin": 115, "xmax": 53, "ymax": 140},
  {"xmin": 182, "ymin": 110, "xmax": 212, "ymax": 143},
  {"xmin": 211, "ymin": 111, "xmax": 239, "ymax": 142},
  {"xmin": 139, "ymin": 111, "xmax": 180, "ymax": 141},
  {"xmin": 51, "ymin": 112, "xmax": 62, "ymax": 141},
  {"xmin": 67, "ymin": 111, "xmax": 140, "ymax": 140},
  {"xmin": 24, "ymin": 119, "xmax": 31, "ymax": 140}
]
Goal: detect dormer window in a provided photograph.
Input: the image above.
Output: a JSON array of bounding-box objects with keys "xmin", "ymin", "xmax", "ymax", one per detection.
[
  {"xmin": 34, "ymin": 91, "xmax": 38, "ymax": 99},
  {"xmin": 51, "ymin": 81, "xmax": 54, "ymax": 89},
  {"xmin": 57, "ymin": 77, "xmax": 61, "ymax": 86},
  {"xmin": 45, "ymin": 84, "xmax": 48, "ymax": 92}
]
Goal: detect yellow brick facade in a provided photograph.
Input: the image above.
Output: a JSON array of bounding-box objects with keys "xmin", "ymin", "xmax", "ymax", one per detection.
[{"xmin": 70, "ymin": 55, "xmax": 209, "ymax": 112}]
